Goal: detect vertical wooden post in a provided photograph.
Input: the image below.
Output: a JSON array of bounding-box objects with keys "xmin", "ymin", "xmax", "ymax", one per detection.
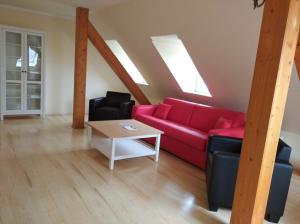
[
  {"xmin": 230, "ymin": 0, "xmax": 300, "ymax": 223},
  {"xmin": 73, "ymin": 7, "xmax": 89, "ymax": 129}
]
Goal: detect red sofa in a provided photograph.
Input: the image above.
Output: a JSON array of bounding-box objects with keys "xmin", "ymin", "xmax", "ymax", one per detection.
[{"xmin": 132, "ymin": 98, "xmax": 245, "ymax": 169}]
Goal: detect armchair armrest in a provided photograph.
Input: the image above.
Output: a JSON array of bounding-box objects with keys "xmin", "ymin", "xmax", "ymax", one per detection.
[
  {"xmin": 207, "ymin": 151, "xmax": 240, "ymax": 209},
  {"xmin": 209, "ymin": 127, "xmax": 244, "ymax": 139},
  {"xmin": 131, "ymin": 105, "xmax": 158, "ymax": 118},
  {"xmin": 266, "ymin": 162, "xmax": 293, "ymax": 218},
  {"xmin": 89, "ymin": 97, "xmax": 106, "ymax": 109},
  {"xmin": 88, "ymin": 97, "xmax": 106, "ymax": 121},
  {"xmin": 120, "ymin": 100, "xmax": 135, "ymax": 119},
  {"xmin": 207, "ymin": 135, "xmax": 242, "ymax": 154}
]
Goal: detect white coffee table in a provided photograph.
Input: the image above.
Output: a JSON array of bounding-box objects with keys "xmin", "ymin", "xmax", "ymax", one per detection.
[{"xmin": 87, "ymin": 119, "xmax": 164, "ymax": 170}]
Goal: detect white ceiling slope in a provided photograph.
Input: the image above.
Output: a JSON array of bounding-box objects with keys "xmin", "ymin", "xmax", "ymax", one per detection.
[
  {"xmin": 98, "ymin": 0, "xmax": 300, "ymax": 134},
  {"xmin": 0, "ymin": 0, "xmax": 130, "ymax": 18}
]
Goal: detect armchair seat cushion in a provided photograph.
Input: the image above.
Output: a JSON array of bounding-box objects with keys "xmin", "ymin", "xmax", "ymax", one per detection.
[{"xmin": 137, "ymin": 114, "xmax": 208, "ymax": 150}]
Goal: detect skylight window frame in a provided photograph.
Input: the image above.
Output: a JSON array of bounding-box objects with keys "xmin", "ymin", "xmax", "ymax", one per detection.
[
  {"xmin": 151, "ymin": 35, "xmax": 212, "ymax": 97},
  {"xmin": 105, "ymin": 40, "xmax": 148, "ymax": 86}
]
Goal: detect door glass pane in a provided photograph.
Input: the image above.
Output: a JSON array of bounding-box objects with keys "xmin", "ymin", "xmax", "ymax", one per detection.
[
  {"xmin": 27, "ymin": 84, "xmax": 41, "ymax": 110},
  {"xmin": 6, "ymin": 83, "xmax": 22, "ymax": 110},
  {"xmin": 27, "ymin": 35, "xmax": 42, "ymax": 81},
  {"xmin": 6, "ymin": 32, "xmax": 22, "ymax": 81}
]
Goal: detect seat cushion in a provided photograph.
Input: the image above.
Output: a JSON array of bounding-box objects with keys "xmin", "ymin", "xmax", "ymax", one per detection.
[{"xmin": 136, "ymin": 114, "xmax": 208, "ymax": 150}]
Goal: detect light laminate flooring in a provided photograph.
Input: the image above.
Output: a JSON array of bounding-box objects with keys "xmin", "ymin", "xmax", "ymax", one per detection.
[{"xmin": 0, "ymin": 116, "xmax": 299, "ymax": 224}]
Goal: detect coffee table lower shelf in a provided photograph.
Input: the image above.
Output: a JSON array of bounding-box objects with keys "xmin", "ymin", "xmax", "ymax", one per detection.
[
  {"xmin": 88, "ymin": 128, "xmax": 161, "ymax": 170},
  {"xmin": 90, "ymin": 138, "xmax": 157, "ymax": 161}
]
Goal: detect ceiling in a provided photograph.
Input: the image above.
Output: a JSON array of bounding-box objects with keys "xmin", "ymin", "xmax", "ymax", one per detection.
[{"xmin": 0, "ymin": 0, "xmax": 130, "ymax": 18}]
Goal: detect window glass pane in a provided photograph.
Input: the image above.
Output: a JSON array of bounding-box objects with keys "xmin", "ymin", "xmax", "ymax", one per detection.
[
  {"xmin": 151, "ymin": 35, "xmax": 211, "ymax": 97},
  {"xmin": 106, "ymin": 40, "xmax": 148, "ymax": 85}
]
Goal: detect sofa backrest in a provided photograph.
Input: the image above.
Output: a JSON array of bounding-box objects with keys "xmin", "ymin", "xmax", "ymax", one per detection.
[
  {"xmin": 163, "ymin": 97, "xmax": 245, "ymax": 132},
  {"xmin": 189, "ymin": 105, "xmax": 245, "ymax": 132},
  {"xmin": 163, "ymin": 98, "xmax": 196, "ymax": 125}
]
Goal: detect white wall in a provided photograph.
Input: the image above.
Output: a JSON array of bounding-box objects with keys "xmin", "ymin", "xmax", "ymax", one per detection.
[
  {"xmin": 0, "ymin": 6, "xmax": 163, "ymax": 116},
  {"xmin": 100, "ymin": 0, "xmax": 300, "ymax": 169}
]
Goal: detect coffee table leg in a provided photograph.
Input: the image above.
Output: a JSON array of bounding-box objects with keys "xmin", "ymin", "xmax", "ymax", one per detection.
[
  {"xmin": 155, "ymin": 134, "xmax": 161, "ymax": 162},
  {"xmin": 110, "ymin": 139, "xmax": 116, "ymax": 170}
]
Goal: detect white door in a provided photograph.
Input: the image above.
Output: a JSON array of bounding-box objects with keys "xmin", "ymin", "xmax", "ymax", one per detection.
[{"xmin": 3, "ymin": 30, "xmax": 24, "ymax": 113}]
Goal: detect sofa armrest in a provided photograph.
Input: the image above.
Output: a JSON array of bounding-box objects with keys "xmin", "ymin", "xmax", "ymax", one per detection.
[
  {"xmin": 132, "ymin": 105, "xmax": 158, "ymax": 118},
  {"xmin": 207, "ymin": 135, "xmax": 243, "ymax": 154},
  {"xmin": 209, "ymin": 127, "xmax": 244, "ymax": 139},
  {"xmin": 120, "ymin": 100, "xmax": 135, "ymax": 119}
]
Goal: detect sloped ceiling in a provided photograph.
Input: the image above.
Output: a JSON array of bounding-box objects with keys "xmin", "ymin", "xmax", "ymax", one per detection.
[
  {"xmin": 0, "ymin": 0, "xmax": 130, "ymax": 18},
  {"xmin": 98, "ymin": 0, "xmax": 300, "ymax": 134}
]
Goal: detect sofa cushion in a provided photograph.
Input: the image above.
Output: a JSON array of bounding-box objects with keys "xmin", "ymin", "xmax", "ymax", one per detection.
[
  {"xmin": 214, "ymin": 117, "xmax": 232, "ymax": 129},
  {"xmin": 136, "ymin": 114, "xmax": 208, "ymax": 150},
  {"xmin": 163, "ymin": 98, "xmax": 195, "ymax": 125},
  {"xmin": 153, "ymin": 103, "xmax": 172, "ymax": 119}
]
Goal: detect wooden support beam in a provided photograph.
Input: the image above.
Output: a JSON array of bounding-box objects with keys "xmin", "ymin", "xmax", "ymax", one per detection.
[
  {"xmin": 87, "ymin": 21, "xmax": 151, "ymax": 105},
  {"xmin": 73, "ymin": 7, "xmax": 89, "ymax": 129},
  {"xmin": 230, "ymin": 0, "xmax": 300, "ymax": 223}
]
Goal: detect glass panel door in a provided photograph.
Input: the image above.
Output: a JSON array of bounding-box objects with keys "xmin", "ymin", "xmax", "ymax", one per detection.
[
  {"xmin": 26, "ymin": 34, "xmax": 42, "ymax": 111},
  {"xmin": 5, "ymin": 31, "xmax": 23, "ymax": 112},
  {"xmin": 27, "ymin": 84, "xmax": 41, "ymax": 110},
  {"xmin": 6, "ymin": 83, "xmax": 22, "ymax": 110},
  {"xmin": 27, "ymin": 34, "xmax": 42, "ymax": 82}
]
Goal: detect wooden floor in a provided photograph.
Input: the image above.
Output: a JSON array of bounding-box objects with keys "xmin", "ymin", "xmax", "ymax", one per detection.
[{"xmin": 0, "ymin": 116, "xmax": 299, "ymax": 224}]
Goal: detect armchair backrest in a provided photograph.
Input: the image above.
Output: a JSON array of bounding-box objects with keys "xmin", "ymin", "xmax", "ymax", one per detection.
[
  {"xmin": 208, "ymin": 135, "xmax": 292, "ymax": 163},
  {"xmin": 208, "ymin": 135, "xmax": 242, "ymax": 154},
  {"xmin": 276, "ymin": 139, "xmax": 292, "ymax": 162},
  {"xmin": 105, "ymin": 91, "xmax": 131, "ymax": 107}
]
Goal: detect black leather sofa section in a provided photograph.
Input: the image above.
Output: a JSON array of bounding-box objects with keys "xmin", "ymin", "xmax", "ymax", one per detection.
[
  {"xmin": 88, "ymin": 91, "xmax": 135, "ymax": 121},
  {"xmin": 206, "ymin": 135, "xmax": 293, "ymax": 223}
]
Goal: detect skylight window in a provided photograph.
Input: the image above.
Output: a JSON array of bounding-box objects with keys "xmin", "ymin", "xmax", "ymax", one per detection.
[
  {"xmin": 106, "ymin": 40, "xmax": 148, "ymax": 85},
  {"xmin": 151, "ymin": 35, "xmax": 211, "ymax": 97}
]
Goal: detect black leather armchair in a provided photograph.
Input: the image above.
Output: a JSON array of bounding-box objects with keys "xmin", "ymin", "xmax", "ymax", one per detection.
[
  {"xmin": 88, "ymin": 91, "xmax": 135, "ymax": 121},
  {"xmin": 206, "ymin": 135, "xmax": 293, "ymax": 223}
]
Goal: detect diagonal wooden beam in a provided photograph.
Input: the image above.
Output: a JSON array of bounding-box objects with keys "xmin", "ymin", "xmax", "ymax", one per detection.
[
  {"xmin": 87, "ymin": 21, "xmax": 151, "ymax": 105},
  {"xmin": 73, "ymin": 7, "xmax": 89, "ymax": 129},
  {"xmin": 230, "ymin": 0, "xmax": 300, "ymax": 223}
]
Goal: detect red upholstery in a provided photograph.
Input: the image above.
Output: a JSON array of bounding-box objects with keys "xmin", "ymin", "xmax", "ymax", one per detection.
[
  {"xmin": 208, "ymin": 127, "xmax": 244, "ymax": 139},
  {"xmin": 163, "ymin": 98, "xmax": 195, "ymax": 125},
  {"xmin": 214, "ymin": 117, "xmax": 233, "ymax": 129},
  {"xmin": 153, "ymin": 103, "xmax": 172, "ymax": 119},
  {"xmin": 133, "ymin": 97, "xmax": 245, "ymax": 169},
  {"xmin": 137, "ymin": 114, "xmax": 208, "ymax": 150}
]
